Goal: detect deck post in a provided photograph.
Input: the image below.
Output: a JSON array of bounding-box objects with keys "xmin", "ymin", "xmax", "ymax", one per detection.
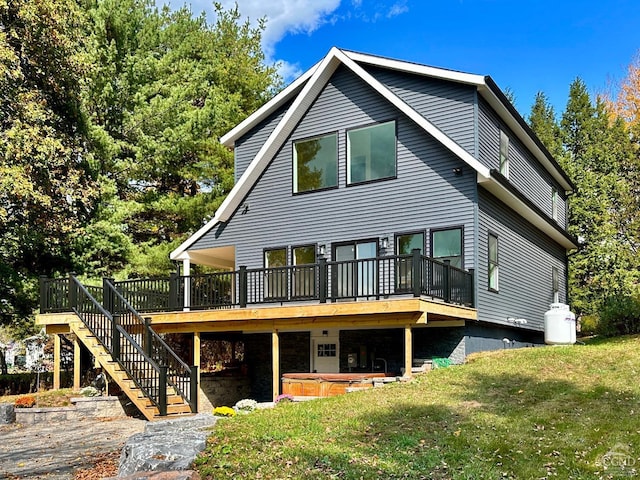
[
  {"xmin": 103, "ymin": 278, "xmax": 114, "ymax": 313},
  {"xmin": 169, "ymin": 272, "xmax": 178, "ymax": 310},
  {"xmin": 443, "ymin": 260, "xmax": 451, "ymax": 304},
  {"xmin": 411, "ymin": 249, "xmax": 421, "ymax": 297},
  {"xmin": 318, "ymin": 258, "xmax": 327, "ymax": 303},
  {"xmin": 404, "ymin": 325, "xmax": 413, "ymax": 378},
  {"xmin": 239, "ymin": 266, "xmax": 247, "ymax": 308},
  {"xmin": 272, "ymin": 329, "xmax": 280, "ymax": 401},
  {"xmin": 73, "ymin": 336, "xmax": 81, "ymax": 390},
  {"xmin": 53, "ymin": 334, "xmax": 61, "ymax": 390},
  {"xmin": 68, "ymin": 272, "xmax": 77, "ymax": 310},
  {"xmin": 468, "ymin": 268, "xmax": 475, "ymax": 307},
  {"xmin": 159, "ymin": 365, "xmax": 168, "ymax": 416}
]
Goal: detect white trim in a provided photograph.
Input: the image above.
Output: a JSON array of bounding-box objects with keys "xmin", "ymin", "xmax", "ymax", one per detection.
[
  {"xmin": 345, "ymin": 50, "xmax": 486, "ymax": 86},
  {"xmin": 220, "ymin": 63, "xmax": 319, "ymax": 147},
  {"xmin": 335, "ymin": 49, "xmax": 491, "ymax": 180}
]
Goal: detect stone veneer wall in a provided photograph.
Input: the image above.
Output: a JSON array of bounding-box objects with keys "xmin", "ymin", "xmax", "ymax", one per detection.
[
  {"xmin": 413, "ymin": 327, "xmax": 466, "ymax": 365},
  {"xmin": 199, "ymin": 375, "xmax": 251, "ymax": 409},
  {"xmin": 243, "ymin": 332, "xmax": 310, "ymax": 402},
  {"xmin": 12, "ymin": 396, "xmax": 126, "ymax": 424}
]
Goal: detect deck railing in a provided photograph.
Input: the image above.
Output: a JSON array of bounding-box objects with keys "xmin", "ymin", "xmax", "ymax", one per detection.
[{"xmin": 40, "ymin": 250, "xmax": 474, "ymax": 315}]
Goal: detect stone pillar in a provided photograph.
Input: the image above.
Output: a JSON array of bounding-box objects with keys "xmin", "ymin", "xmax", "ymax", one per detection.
[
  {"xmin": 272, "ymin": 330, "xmax": 280, "ymax": 401},
  {"xmin": 404, "ymin": 325, "xmax": 413, "ymax": 378},
  {"xmin": 73, "ymin": 336, "xmax": 81, "ymax": 390},
  {"xmin": 53, "ymin": 334, "xmax": 61, "ymax": 390}
]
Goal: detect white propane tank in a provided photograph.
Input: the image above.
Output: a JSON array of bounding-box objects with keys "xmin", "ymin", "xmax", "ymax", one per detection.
[{"xmin": 544, "ymin": 303, "xmax": 576, "ymax": 345}]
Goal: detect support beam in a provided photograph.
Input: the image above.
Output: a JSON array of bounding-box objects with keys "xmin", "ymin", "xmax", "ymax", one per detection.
[
  {"xmin": 194, "ymin": 332, "xmax": 201, "ymax": 412},
  {"xmin": 404, "ymin": 325, "xmax": 413, "ymax": 378},
  {"xmin": 183, "ymin": 258, "xmax": 191, "ymax": 311},
  {"xmin": 272, "ymin": 329, "xmax": 280, "ymax": 401},
  {"xmin": 53, "ymin": 334, "xmax": 61, "ymax": 390},
  {"xmin": 73, "ymin": 336, "xmax": 81, "ymax": 390}
]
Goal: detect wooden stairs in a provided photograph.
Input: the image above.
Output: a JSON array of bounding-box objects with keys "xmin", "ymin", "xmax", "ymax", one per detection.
[{"xmin": 70, "ymin": 319, "xmax": 193, "ymax": 421}]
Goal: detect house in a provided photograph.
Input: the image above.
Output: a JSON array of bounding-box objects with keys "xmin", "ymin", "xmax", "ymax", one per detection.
[{"xmin": 37, "ymin": 48, "xmax": 576, "ymax": 413}]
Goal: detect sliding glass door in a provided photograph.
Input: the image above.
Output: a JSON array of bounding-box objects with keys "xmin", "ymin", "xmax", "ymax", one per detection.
[{"xmin": 333, "ymin": 240, "xmax": 377, "ymax": 299}]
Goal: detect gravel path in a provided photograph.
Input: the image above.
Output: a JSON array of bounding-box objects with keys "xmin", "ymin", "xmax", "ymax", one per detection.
[{"xmin": 0, "ymin": 417, "xmax": 146, "ymax": 479}]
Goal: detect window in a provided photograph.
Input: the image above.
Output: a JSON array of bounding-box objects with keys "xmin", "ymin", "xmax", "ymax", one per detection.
[
  {"xmin": 431, "ymin": 228, "xmax": 462, "ymax": 268},
  {"xmin": 347, "ymin": 121, "xmax": 396, "ymax": 184},
  {"xmin": 317, "ymin": 344, "xmax": 336, "ymax": 357},
  {"xmin": 499, "ymin": 130, "xmax": 509, "ymax": 178},
  {"xmin": 552, "ymin": 188, "xmax": 558, "ymax": 221},
  {"xmin": 293, "ymin": 133, "xmax": 337, "ymax": 193},
  {"xmin": 292, "ymin": 245, "xmax": 316, "ymax": 299},
  {"xmin": 552, "ymin": 266, "xmax": 559, "ymax": 303},
  {"xmin": 488, "ymin": 233, "xmax": 499, "ymax": 292},
  {"xmin": 396, "ymin": 232, "xmax": 424, "ymax": 291},
  {"xmin": 264, "ymin": 248, "xmax": 287, "ymax": 300}
]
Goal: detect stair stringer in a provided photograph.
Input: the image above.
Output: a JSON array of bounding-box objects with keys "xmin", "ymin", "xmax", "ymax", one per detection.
[{"xmin": 69, "ymin": 319, "xmax": 192, "ymax": 420}]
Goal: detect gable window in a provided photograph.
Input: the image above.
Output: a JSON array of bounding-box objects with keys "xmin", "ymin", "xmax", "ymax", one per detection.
[
  {"xmin": 499, "ymin": 130, "xmax": 509, "ymax": 178},
  {"xmin": 396, "ymin": 232, "xmax": 424, "ymax": 291},
  {"xmin": 292, "ymin": 245, "xmax": 316, "ymax": 299},
  {"xmin": 347, "ymin": 121, "xmax": 396, "ymax": 185},
  {"xmin": 488, "ymin": 233, "xmax": 499, "ymax": 292},
  {"xmin": 431, "ymin": 228, "xmax": 462, "ymax": 269},
  {"xmin": 293, "ymin": 133, "xmax": 337, "ymax": 193},
  {"xmin": 552, "ymin": 188, "xmax": 558, "ymax": 221},
  {"xmin": 264, "ymin": 247, "xmax": 287, "ymax": 300}
]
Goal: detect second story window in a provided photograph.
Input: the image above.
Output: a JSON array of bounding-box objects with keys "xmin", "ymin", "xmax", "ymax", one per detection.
[
  {"xmin": 293, "ymin": 133, "xmax": 337, "ymax": 193},
  {"xmin": 347, "ymin": 120, "xmax": 396, "ymax": 185},
  {"xmin": 488, "ymin": 233, "xmax": 499, "ymax": 292},
  {"xmin": 499, "ymin": 130, "xmax": 509, "ymax": 178},
  {"xmin": 552, "ymin": 188, "xmax": 558, "ymax": 221}
]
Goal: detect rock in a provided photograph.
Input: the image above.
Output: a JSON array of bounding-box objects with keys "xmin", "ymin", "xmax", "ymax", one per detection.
[
  {"xmin": 0, "ymin": 403, "xmax": 15, "ymax": 424},
  {"xmin": 118, "ymin": 414, "xmax": 217, "ymax": 477}
]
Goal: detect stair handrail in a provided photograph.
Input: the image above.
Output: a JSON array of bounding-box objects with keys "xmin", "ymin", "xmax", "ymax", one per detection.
[
  {"xmin": 104, "ymin": 278, "xmax": 197, "ymax": 413},
  {"xmin": 69, "ymin": 276, "xmax": 171, "ymax": 414}
]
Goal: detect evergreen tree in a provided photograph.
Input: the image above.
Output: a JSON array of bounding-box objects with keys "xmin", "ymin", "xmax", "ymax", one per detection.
[
  {"xmin": 79, "ymin": 1, "xmax": 280, "ymax": 277},
  {"xmin": 0, "ymin": 0, "xmax": 99, "ymax": 330},
  {"xmin": 559, "ymin": 79, "xmax": 638, "ymax": 319}
]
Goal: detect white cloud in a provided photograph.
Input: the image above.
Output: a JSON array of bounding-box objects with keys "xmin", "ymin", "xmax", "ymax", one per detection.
[
  {"xmin": 218, "ymin": 1, "xmax": 341, "ymax": 56},
  {"xmin": 169, "ymin": 0, "xmax": 409, "ymax": 81}
]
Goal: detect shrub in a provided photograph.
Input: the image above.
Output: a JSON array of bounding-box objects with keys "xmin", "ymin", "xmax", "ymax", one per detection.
[
  {"xmin": 234, "ymin": 398, "xmax": 258, "ymax": 413},
  {"xmin": 79, "ymin": 386, "xmax": 101, "ymax": 397},
  {"xmin": 213, "ymin": 406, "xmax": 236, "ymax": 417},
  {"xmin": 14, "ymin": 395, "xmax": 36, "ymax": 408},
  {"xmin": 597, "ymin": 295, "xmax": 640, "ymax": 337},
  {"xmin": 275, "ymin": 393, "xmax": 293, "ymax": 404}
]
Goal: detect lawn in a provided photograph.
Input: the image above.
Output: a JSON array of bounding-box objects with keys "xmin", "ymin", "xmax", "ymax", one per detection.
[{"xmin": 195, "ymin": 336, "xmax": 640, "ymax": 479}]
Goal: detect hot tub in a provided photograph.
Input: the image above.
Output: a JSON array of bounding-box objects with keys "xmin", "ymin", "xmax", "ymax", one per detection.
[{"xmin": 281, "ymin": 372, "xmax": 394, "ymax": 397}]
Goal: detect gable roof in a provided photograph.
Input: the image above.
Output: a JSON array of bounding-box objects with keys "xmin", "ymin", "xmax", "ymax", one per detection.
[{"xmin": 171, "ymin": 47, "xmax": 576, "ymax": 261}]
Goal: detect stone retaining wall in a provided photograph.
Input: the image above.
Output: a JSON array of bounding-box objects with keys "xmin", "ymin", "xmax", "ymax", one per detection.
[{"xmin": 12, "ymin": 396, "xmax": 126, "ymax": 424}]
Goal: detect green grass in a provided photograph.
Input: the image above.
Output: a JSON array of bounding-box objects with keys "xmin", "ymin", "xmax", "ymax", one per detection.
[{"xmin": 195, "ymin": 336, "xmax": 640, "ymax": 479}]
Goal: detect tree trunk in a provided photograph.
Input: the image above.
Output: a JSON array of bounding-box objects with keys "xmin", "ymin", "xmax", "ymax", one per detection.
[{"xmin": 0, "ymin": 350, "xmax": 7, "ymax": 375}]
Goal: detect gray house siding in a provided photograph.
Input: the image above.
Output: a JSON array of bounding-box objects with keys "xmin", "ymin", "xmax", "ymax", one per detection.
[
  {"xmin": 192, "ymin": 66, "xmax": 477, "ymax": 270},
  {"xmin": 233, "ymin": 102, "xmax": 291, "ymax": 181},
  {"xmin": 476, "ymin": 188, "xmax": 567, "ymax": 332},
  {"xmin": 366, "ymin": 66, "xmax": 476, "ymax": 155},
  {"xmin": 477, "ymin": 98, "xmax": 567, "ymax": 230}
]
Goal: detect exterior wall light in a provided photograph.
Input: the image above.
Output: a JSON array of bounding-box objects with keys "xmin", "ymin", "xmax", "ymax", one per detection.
[
  {"xmin": 380, "ymin": 237, "xmax": 389, "ymax": 250},
  {"xmin": 318, "ymin": 244, "xmax": 326, "ymax": 256}
]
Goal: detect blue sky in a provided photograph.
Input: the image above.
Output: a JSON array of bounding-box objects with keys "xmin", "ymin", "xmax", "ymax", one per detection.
[{"xmin": 167, "ymin": 0, "xmax": 640, "ymax": 118}]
